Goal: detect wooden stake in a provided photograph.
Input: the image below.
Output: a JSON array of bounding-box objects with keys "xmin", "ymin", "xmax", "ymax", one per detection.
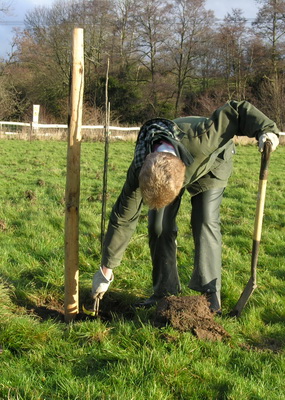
[
  {"xmin": 64, "ymin": 28, "xmax": 84, "ymax": 323},
  {"xmin": 100, "ymin": 58, "xmax": 110, "ymax": 251}
]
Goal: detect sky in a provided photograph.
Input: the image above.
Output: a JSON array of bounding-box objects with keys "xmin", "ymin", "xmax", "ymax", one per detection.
[
  {"xmin": 0, "ymin": 0, "xmax": 259, "ymax": 59},
  {"xmin": 205, "ymin": 0, "xmax": 258, "ymax": 19}
]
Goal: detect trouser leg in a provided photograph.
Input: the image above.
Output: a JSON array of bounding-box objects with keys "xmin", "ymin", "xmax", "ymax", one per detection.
[
  {"xmin": 148, "ymin": 192, "xmax": 183, "ymax": 297},
  {"xmin": 189, "ymin": 188, "xmax": 224, "ymax": 294}
]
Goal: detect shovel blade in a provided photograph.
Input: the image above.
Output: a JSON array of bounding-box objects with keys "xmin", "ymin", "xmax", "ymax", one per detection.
[{"xmin": 229, "ymin": 277, "xmax": 257, "ymax": 317}]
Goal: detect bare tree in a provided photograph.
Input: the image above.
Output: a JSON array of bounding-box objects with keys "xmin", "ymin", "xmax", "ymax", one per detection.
[
  {"xmin": 253, "ymin": 0, "xmax": 285, "ymax": 75},
  {"xmin": 0, "ymin": 0, "xmax": 12, "ymax": 16},
  {"xmin": 4, "ymin": 0, "xmax": 285, "ymax": 123},
  {"xmin": 9, "ymin": 1, "xmax": 78, "ymax": 119},
  {"xmin": 253, "ymin": 0, "xmax": 285, "ymax": 125},
  {"xmin": 133, "ymin": 0, "xmax": 174, "ymax": 115},
  {"xmin": 80, "ymin": 0, "xmax": 114, "ymax": 69},
  {"xmin": 215, "ymin": 9, "xmax": 251, "ymax": 100},
  {"xmin": 111, "ymin": 0, "xmax": 137, "ymax": 71},
  {"xmin": 168, "ymin": 0, "xmax": 215, "ymax": 115}
]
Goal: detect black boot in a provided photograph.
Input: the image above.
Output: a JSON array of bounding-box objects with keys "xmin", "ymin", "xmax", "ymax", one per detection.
[{"xmin": 133, "ymin": 295, "xmax": 163, "ymax": 309}]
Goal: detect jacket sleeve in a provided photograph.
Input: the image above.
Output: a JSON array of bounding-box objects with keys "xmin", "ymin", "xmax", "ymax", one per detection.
[
  {"xmin": 228, "ymin": 100, "xmax": 279, "ymax": 139},
  {"xmin": 176, "ymin": 101, "xmax": 279, "ymax": 187},
  {"xmin": 101, "ymin": 160, "xmax": 143, "ymax": 269}
]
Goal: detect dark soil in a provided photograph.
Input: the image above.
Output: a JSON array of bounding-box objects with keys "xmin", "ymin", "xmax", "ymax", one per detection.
[{"xmin": 154, "ymin": 295, "xmax": 230, "ymax": 341}]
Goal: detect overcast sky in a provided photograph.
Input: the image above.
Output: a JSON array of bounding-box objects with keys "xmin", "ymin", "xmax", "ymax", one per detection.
[{"xmin": 0, "ymin": 0, "xmax": 259, "ymax": 59}]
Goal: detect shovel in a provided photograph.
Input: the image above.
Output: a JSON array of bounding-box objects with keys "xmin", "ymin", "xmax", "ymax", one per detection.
[{"xmin": 230, "ymin": 140, "xmax": 272, "ymax": 317}]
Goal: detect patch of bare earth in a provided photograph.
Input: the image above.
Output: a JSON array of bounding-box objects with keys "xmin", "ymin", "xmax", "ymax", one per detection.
[{"xmin": 154, "ymin": 295, "xmax": 230, "ymax": 342}]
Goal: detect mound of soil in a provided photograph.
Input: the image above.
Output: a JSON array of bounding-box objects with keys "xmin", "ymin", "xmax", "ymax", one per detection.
[{"xmin": 154, "ymin": 295, "xmax": 230, "ymax": 342}]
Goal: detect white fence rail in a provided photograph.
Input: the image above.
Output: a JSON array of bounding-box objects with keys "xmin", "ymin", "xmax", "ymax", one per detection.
[
  {"xmin": 1, "ymin": 120, "xmax": 285, "ymax": 137},
  {"xmin": 0, "ymin": 121, "xmax": 141, "ymax": 137}
]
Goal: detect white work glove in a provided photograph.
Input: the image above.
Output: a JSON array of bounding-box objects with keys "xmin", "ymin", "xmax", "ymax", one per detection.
[
  {"xmin": 258, "ymin": 132, "xmax": 279, "ymax": 152},
  {"xmin": 92, "ymin": 267, "xmax": 114, "ymax": 300}
]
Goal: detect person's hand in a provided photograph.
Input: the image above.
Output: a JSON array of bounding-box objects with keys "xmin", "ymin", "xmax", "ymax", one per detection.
[
  {"xmin": 258, "ymin": 132, "xmax": 279, "ymax": 152},
  {"xmin": 92, "ymin": 267, "xmax": 114, "ymax": 300}
]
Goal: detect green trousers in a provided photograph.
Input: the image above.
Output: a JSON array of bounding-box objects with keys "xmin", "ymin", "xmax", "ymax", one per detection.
[{"xmin": 148, "ymin": 188, "xmax": 224, "ymax": 297}]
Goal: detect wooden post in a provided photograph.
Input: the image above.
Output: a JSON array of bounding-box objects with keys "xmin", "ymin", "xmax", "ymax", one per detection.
[
  {"xmin": 30, "ymin": 104, "xmax": 40, "ymax": 141},
  {"xmin": 64, "ymin": 28, "xmax": 84, "ymax": 323}
]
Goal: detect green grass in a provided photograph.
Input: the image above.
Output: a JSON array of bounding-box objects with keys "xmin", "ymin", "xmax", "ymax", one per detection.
[{"xmin": 0, "ymin": 139, "xmax": 284, "ymax": 399}]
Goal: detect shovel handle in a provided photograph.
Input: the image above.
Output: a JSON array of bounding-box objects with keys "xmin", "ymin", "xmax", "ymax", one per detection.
[
  {"xmin": 230, "ymin": 140, "xmax": 272, "ymax": 317},
  {"xmin": 254, "ymin": 140, "xmax": 272, "ymax": 242},
  {"xmin": 260, "ymin": 140, "xmax": 272, "ymax": 180}
]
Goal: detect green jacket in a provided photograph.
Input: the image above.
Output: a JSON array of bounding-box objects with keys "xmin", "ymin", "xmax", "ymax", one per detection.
[{"xmin": 101, "ymin": 100, "xmax": 279, "ymax": 268}]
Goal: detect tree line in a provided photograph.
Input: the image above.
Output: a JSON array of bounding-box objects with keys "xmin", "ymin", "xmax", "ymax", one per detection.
[{"xmin": 1, "ymin": 0, "xmax": 285, "ymax": 129}]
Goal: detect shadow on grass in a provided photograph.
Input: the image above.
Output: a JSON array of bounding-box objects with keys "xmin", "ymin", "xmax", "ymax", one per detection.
[
  {"xmin": 23, "ymin": 289, "xmax": 148, "ymax": 324},
  {"xmin": 77, "ymin": 289, "xmax": 146, "ymax": 322},
  {"xmin": 1, "ymin": 272, "xmax": 148, "ymax": 324},
  {"xmin": 240, "ymin": 335, "xmax": 285, "ymax": 353}
]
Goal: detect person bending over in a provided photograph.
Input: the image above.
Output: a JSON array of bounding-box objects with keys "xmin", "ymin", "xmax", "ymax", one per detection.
[{"xmin": 91, "ymin": 100, "xmax": 279, "ymax": 313}]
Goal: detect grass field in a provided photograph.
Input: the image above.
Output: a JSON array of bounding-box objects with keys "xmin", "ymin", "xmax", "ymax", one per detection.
[{"xmin": 0, "ymin": 139, "xmax": 284, "ymax": 399}]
